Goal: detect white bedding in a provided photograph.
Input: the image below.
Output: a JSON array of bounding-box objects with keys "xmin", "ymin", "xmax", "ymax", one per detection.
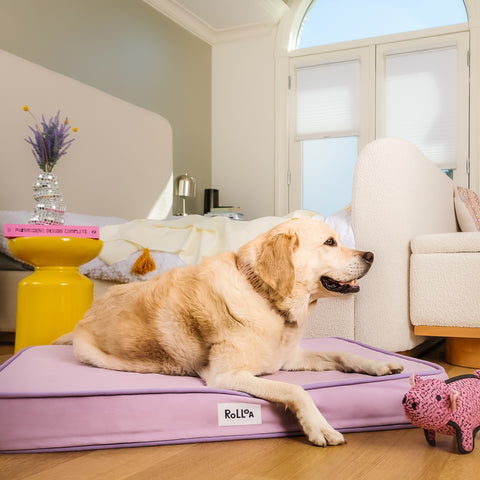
[
  {"xmin": 1, "ymin": 209, "xmax": 354, "ymax": 284},
  {"xmin": 81, "ymin": 208, "xmax": 354, "ymax": 283}
]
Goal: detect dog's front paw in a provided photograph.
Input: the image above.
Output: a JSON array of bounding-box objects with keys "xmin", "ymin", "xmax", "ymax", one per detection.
[
  {"xmin": 305, "ymin": 424, "xmax": 345, "ymax": 447},
  {"xmin": 295, "ymin": 389, "xmax": 346, "ymax": 447},
  {"xmin": 324, "ymin": 428, "xmax": 346, "ymax": 446},
  {"xmin": 371, "ymin": 361, "xmax": 404, "ymax": 376}
]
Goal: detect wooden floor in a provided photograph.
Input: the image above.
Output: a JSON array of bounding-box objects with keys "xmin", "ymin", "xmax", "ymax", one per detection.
[{"xmin": 0, "ymin": 341, "xmax": 478, "ymax": 480}]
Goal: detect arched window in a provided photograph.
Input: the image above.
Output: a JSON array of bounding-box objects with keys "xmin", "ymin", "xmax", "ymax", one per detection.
[
  {"xmin": 297, "ymin": 0, "xmax": 468, "ymax": 49},
  {"xmin": 288, "ymin": 0, "xmax": 469, "ymax": 215}
]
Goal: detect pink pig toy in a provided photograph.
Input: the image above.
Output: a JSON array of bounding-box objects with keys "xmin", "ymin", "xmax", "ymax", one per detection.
[{"xmin": 402, "ymin": 370, "xmax": 480, "ymax": 454}]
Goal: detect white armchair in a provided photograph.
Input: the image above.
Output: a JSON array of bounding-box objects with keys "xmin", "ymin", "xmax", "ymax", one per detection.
[{"xmin": 306, "ymin": 138, "xmax": 464, "ymax": 353}]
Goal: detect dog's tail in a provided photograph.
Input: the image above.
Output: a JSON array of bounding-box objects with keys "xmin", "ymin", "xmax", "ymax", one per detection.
[{"xmin": 52, "ymin": 332, "xmax": 74, "ymax": 345}]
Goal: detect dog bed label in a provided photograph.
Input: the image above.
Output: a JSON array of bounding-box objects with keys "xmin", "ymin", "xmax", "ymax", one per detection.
[{"xmin": 217, "ymin": 403, "xmax": 262, "ymax": 426}]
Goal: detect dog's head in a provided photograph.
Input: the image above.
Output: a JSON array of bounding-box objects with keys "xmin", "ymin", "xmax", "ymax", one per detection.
[{"xmin": 238, "ymin": 218, "xmax": 373, "ymax": 301}]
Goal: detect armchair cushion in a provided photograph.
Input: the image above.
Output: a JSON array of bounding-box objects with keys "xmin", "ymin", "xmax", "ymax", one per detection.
[{"xmin": 410, "ymin": 233, "xmax": 480, "ymax": 328}]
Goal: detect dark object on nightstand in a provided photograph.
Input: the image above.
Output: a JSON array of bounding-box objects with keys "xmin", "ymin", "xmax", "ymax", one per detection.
[{"xmin": 204, "ymin": 188, "xmax": 219, "ymax": 214}]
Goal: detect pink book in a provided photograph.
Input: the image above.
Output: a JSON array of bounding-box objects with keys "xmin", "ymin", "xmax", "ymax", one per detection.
[{"xmin": 3, "ymin": 224, "xmax": 100, "ymax": 239}]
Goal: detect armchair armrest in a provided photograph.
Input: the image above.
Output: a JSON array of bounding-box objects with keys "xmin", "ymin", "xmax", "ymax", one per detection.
[{"xmin": 411, "ymin": 232, "xmax": 480, "ymax": 254}]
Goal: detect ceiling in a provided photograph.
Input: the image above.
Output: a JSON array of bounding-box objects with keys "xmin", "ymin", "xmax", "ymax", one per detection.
[{"xmin": 144, "ymin": 0, "xmax": 292, "ymax": 44}]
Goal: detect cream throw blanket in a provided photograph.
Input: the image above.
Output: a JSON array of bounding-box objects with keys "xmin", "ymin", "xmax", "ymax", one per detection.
[{"xmin": 99, "ymin": 212, "xmax": 318, "ymax": 266}]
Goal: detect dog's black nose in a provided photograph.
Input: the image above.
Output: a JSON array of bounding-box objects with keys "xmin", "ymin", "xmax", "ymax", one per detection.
[{"xmin": 363, "ymin": 251, "xmax": 374, "ymax": 264}]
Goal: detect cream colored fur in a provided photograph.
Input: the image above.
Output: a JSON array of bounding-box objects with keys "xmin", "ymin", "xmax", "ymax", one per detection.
[{"xmin": 56, "ymin": 218, "xmax": 404, "ymax": 446}]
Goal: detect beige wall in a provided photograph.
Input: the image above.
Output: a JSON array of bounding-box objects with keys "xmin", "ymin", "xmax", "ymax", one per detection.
[
  {"xmin": 0, "ymin": 0, "xmax": 211, "ymax": 215},
  {"xmin": 212, "ymin": 31, "xmax": 276, "ymax": 219}
]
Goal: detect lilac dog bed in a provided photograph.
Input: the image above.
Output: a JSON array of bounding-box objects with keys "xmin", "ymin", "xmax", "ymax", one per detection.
[{"xmin": 0, "ymin": 337, "xmax": 446, "ymax": 453}]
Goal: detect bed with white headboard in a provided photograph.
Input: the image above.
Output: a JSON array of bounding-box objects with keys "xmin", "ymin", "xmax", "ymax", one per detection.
[
  {"xmin": 0, "ymin": 48, "xmax": 173, "ymax": 332},
  {"xmin": 0, "ymin": 49, "xmax": 354, "ymax": 335}
]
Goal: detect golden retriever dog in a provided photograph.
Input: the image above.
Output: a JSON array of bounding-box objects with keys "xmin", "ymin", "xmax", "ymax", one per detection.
[{"xmin": 56, "ymin": 218, "xmax": 403, "ymax": 446}]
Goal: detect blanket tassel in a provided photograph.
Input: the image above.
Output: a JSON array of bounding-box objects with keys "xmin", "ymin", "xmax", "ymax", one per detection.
[{"xmin": 131, "ymin": 248, "xmax": 156, "ymax": 276}]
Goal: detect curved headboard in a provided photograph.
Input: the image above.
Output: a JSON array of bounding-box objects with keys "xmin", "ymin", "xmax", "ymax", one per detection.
[{"xmin": 0, "ymin": 49, "xmax": 173, "ymax": 220}]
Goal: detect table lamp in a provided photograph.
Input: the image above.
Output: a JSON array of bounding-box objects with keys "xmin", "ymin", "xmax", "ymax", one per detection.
[{"xmin": 174, "ymin": 173, "xmax": 196, "ymax": 216}]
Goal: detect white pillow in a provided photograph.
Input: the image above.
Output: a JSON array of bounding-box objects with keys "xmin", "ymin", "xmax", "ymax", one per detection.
[{"xmin": 454, "ymin": 186, "xmax": 480, "ymax": 232}]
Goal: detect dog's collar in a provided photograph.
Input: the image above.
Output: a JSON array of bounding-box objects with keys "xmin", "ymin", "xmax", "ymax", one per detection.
[{"xmin": 236, "ymin": 258, "xmax": 292, "ymax": 324}]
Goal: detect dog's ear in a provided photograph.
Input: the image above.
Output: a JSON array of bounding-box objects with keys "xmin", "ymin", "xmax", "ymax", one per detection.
[{"xmin": 256, "ymin": 232, "xmax": 299, "ymax": 297}]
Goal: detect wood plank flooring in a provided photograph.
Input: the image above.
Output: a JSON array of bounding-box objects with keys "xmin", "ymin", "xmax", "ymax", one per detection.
[{"xmin": 0, "ymin": 341, "xmax": 478, "ymax": 480}]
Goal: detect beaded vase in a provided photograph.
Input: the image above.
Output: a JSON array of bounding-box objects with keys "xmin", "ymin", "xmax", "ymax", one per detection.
[{"xmin": 29, "ymin": 172, "xmax": 66, "ymax": 225}]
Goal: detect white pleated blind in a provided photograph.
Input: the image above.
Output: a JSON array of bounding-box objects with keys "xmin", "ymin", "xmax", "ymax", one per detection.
[
  {"xmin": 385, "ymin": 46, "xmax": 457, "ymax": 168},
  {"xmin": 296, "ymin": 60, "xmax": 360, "ymax": 139}
]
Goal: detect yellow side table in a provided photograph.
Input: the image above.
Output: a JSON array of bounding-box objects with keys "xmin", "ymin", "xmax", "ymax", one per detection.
[{"xmin": 8, "ymin": 237, "xmax": 103, "ymax": 352}]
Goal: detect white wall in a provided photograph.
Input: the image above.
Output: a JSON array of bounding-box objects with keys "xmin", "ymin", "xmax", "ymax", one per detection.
[{"xmin": 212, "ymin": 31, "xmax": 277, "ymax": 219}]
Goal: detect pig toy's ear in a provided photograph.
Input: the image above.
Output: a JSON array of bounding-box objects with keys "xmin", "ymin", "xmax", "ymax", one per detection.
[
  {"xmin": 450, "ymin": 390, "xmax": 459, "ymax": 411},
  {"xmin": 409, "ymin": 373, "xmax": 421, "ymax": 387}
]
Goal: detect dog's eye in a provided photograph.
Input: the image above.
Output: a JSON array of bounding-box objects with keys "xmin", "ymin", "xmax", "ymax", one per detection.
[{"xmin": 324, "ymin": 237, "xmax": 337, "ymax": 247}]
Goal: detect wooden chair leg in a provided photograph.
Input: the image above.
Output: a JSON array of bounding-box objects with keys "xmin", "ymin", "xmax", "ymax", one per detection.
[{"xmin": 446, "ymin": 337, "xmax": 480, "ymax": 369}]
